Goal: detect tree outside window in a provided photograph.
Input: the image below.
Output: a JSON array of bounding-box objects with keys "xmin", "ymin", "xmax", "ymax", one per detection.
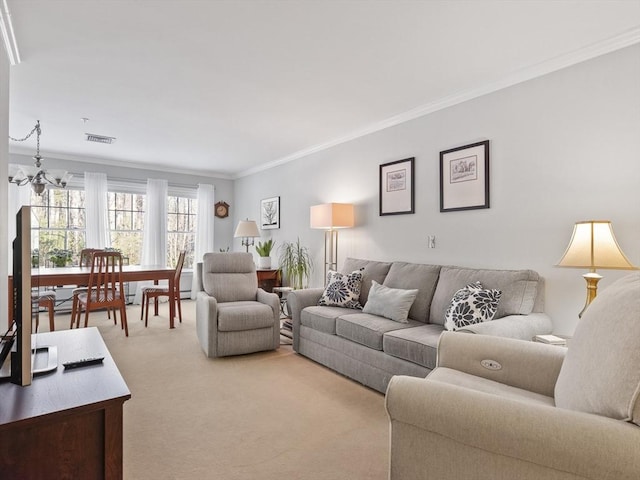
[{"xmin": 168, "ymin": 195, "xmax": 197, "ymax": 268}]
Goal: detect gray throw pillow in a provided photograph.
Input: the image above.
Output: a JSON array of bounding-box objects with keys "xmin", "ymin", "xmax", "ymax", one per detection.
[{"xmin": 362, "ymin": 280, "xmax": 418, "ymax": 323}]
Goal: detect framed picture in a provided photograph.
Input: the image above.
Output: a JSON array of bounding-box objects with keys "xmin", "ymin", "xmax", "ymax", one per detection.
[
  {"xmin": 379, "ymin": 157, "xmax": 415, "ymax": 216},
  {"xmin": 260, "ymin": 196, "xmax": 280, "ymax": 229},
  {"xmin": 440, "ymin": 140, "xmax": 490, "ymax": 212}
]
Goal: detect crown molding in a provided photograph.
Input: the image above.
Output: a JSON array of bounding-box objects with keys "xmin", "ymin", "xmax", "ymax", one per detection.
[
  {"xmin": 235, "ymin": 26, "xmax": 640, "ymax": 179},
  {"xmin": 9, "ymin": 147, "xmax": 234, "ymax": 180}
]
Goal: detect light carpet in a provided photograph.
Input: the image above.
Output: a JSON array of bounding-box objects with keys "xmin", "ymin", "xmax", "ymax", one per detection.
[{"xmin": 43, "ymin": 301, "xmax": 389, "ymax": 480}]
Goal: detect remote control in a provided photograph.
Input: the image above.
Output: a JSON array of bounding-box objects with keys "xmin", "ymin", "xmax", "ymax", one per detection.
[{"xmin": 63, "ymin": 356, "xmax": 105, "ymax": 370}]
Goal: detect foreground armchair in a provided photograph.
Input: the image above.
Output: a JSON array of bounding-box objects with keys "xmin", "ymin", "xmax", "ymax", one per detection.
[
  {"xmin": 386, "ymin": 273, "xmax": 640, "ymax": 480},
  {"xmin": 196, "ymin": 253, "xmax": 280, "ymax": 358}
]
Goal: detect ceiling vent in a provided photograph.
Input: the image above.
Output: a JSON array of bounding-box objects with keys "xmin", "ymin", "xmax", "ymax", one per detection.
[{"xmin": 85, "ymin": 133, "xmax": 116, "ymax": 144}]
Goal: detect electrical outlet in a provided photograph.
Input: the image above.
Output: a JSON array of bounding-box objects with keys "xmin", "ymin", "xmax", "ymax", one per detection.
[{"xmin": 428, "ymin": 235, "xmax": 436, "ymax": 248}]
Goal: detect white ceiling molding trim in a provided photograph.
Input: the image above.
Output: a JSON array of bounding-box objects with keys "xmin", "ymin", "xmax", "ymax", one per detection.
[{"xmin": 235, "ymin": 26, "xmax": 640, "ymax": 180}]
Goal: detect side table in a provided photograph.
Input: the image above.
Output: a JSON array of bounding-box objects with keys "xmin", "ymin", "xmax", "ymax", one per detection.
[
  {"xmin": 256, "ymin": 269, "xmax": 281, "ymax": 293},
  {"xmin": 273, "ymin": 286, "xmax": 294, "ymax": 339}
]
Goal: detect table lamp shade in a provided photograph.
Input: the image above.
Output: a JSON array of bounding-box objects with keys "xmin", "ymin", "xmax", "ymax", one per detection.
[
  {"xmin": 557, "ymin": 221, "xmax": 636, "ymax": 271},
  {"xmin": 234, "ymin": 220, "xmax": 260, "ymax": 238},
  {"xmin": 310, "ymin": 203, "xmax": 354, "ymax": 229}
]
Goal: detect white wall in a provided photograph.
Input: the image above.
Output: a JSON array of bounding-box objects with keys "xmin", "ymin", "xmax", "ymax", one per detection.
[
  {"xmin": 0, "ymin": 49, "xmax": 9, "ymax": 324},
  {"xmin": 9, "ymin": 153, "xmax": 236, "ymax": 254},
  {"xmin": 233, "ymin": 45, "xmax": 640, "ymax": 336}
]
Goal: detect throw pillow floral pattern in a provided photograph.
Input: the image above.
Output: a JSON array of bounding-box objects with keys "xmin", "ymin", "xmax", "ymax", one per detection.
[
  {"xmin": 444, "ymin": 282, "xmax": 502, "ymax": 331},
  {"xmin": 318, "ymin": 269, "xmax": 364, "ymax": 309}
]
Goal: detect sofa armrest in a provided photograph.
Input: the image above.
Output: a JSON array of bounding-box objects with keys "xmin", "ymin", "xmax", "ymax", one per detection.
[
  {"xmin": 457, "ymin": 312, "xmax": 553, "ymax": 340},
  {"xmin": 436, "ymin": 332, "xmax": 565, "ymax": 396},
  {"xmin": 195, "ymin": 291, "xmax": 219, "ymax": 358},
  {"xmin": 287, "ymin": 288, "xmax": 324, "ymax": 351},
  {"xmin": 385, "ymin": 376, "xmax": 640, "ymax": 480}
]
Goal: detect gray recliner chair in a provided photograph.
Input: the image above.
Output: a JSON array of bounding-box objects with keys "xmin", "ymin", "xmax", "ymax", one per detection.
[
  {"xmin": 385, "ymin": 272, "xmax": 640, "ymax": 480},
  {"xmin": 196, "ymin": 252, "xmax": 280, "ymax": 358}
]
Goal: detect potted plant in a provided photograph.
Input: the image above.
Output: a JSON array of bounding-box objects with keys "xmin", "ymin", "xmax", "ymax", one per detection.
[
  {"xmin": 255, "ymin": 239, "xmax": 275, "ymax": 269},
  {"xmin": 278, "ymin": 238, "xmax": 313, "ymax": 289},
  {"xmin": 49, "ymin": 248, "xmax": 73, "ymax": 268}
]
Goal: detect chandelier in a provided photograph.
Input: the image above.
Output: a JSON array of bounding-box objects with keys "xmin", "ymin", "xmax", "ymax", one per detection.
[{"xmin": 8, "ymin": 120, "xmax": 72, "ymax": 195}]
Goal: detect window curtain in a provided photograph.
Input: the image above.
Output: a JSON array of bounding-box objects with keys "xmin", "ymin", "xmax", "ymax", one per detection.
[
  {"xmin": 7, "ymin": 183, "xmax": 31, "ymax": 268},
  {"xmin": 84, "ymin": 172, "xmax": 111, "ymax": 248},
  {"xmin": 134, "ymin": 178, "xmax": 167, "ymax": 303},
  {"xmin": 191, "ymin": 183, "xmax": 215, "ymax": 299}
]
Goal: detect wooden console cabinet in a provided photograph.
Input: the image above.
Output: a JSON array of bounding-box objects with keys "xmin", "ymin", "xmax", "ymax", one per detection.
[
  {"xmin": 256, "ymin": 268, "xmax": 281, "ymax": 293},
  {"xmin": 0, "ymin": 327, "xmax": 131, "ymax": 479}
]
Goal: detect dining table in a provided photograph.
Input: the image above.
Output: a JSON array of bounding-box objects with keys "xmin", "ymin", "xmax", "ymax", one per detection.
[{"xmin": 7, "ymin": 264, "xmax": 178, "ymax": 330}]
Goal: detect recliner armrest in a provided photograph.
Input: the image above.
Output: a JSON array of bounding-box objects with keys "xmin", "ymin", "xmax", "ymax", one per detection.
[
  {"xmin": 386, "ymin": 376, "xmax": 640, "ymax": 480},
  {"xmin": 257, "ymin": 288, "xmax": 280, "ymax": 321},
  {"xmin": 436, "ymin": 332, "xmax": 565, "ymax": 396}
]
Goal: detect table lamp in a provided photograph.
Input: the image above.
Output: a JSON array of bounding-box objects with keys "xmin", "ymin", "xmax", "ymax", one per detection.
[
  {"xmin": 556, "ymin": 220, "xmax": 637, "ymax": 318},
  {"xmin": 234, "ymin": 219, "xmax": 260, "ymax": 252},
  {"xmin": 310, "ymin": 203, "xmax": 354, "ymax": 281}
]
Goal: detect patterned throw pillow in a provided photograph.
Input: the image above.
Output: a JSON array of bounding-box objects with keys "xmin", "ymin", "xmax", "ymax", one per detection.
[
  {"xmin": 318, "ymin": 269, "xmax": 364, "ymax": 309},
  {"xmin": 444, "ymin": 282, "xmax": 502, "ymax": 331}
]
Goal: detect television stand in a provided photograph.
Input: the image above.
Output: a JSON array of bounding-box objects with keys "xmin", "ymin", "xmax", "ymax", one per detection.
[{"xmin": 0, "ymin": 327, "xmax": 131, "ymax": 479}]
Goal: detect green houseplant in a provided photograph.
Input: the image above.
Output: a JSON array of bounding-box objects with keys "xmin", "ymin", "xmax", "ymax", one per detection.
[
  {"xmin": 255, "ymin": 239, "xmax": 275, "ymax": 269},
  {"xmin": 278, "ymin": 238, "xmax": 313, "ymax": 289},
  {"xmin": 49, "ymin": 248, "xmax": 73, "ymax": 267}
]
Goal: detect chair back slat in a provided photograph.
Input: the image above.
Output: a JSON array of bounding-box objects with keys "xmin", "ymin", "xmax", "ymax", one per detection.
[{"xmin": 174, "ymin": 251, "xmax": 187, "ymax": 290}]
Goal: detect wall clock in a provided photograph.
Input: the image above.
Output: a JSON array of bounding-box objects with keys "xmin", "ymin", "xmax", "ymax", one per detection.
[{"xmin": 215, "ymin": 201, "xmax": 229, "ymax": 218}]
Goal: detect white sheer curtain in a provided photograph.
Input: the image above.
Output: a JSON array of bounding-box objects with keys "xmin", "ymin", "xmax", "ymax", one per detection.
[
  {"xmin": 134, "ymin": 178, "xmax": 167, "ymax": 303},
  {"xmin": 7, "ymin": 184, "xmax": 31, "ymax": 267},
  {"xmin": 84, "ymin": 172, "xmax": 111, "ymax": 248},
  {"xmin": 191, "ymin": 183, "xmax": 215, "ymax": 299}
]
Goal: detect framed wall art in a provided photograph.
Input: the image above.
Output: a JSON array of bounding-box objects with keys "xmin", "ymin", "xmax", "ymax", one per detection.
[
  {"xmin": 439, "ymin": 140, "xmax": 489, "ymax": 212},
  {"xmin": 260, "ymin": 196, "xmax": 280, "ymax": 229},
  {"xmin": 379, "ymin": 157, "xmax": 415, "ymax": 216}
]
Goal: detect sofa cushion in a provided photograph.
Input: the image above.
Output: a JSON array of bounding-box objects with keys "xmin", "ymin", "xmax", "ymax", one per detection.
[
  {"xmin": 430, "ymin": 266, "xmax": 539, "ymax": 324},
  {"xmin": 362, "ymin": 280, "xmax": 418, "ymax": 323},
  {"xmin": 341, "ymin": 258, "xmax": 392, "ymax": 306},
  {"xmin": 555, "ymin": 273, "xmax": 640, "ymax": 426},
  {"xmin": 301, "ymin": 305, "xmax": 348, "ymax": 335},
  {"xmin": 382, "ymin": 262, "xmax": 441, "ymax": 322},
  {"xmin": 217, "ymin": 301, "xmax": 275, "ymax": 332},
  {"xmin": 444, "ymin": 283, "xmax": 502, "ymax": 331},
  {"xmin": 336, "ymin": 313, "xmax": 421, "ymax": 350},
  {"xmin": 383, "ymin": 324, "xmax": 444, "ymax": 369},
  {"xmin": 318, "ymin": 269, "xmax": 363, "ymax": 309}
]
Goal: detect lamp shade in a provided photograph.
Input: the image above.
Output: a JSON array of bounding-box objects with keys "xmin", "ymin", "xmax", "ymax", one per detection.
[
  {"xmin": 310, "ymin": 203, "xmax": 354, "ymax": 229},
  {"xmin": 556, "ymin": 220, "xmax": 637, "ymax": 270},
  {"xmin": 234, "ymin": 220, "xmax": 260, "ymax": 238}
]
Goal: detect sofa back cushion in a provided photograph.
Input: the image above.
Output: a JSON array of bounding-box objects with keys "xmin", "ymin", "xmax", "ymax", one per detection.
[
  {"xmin": 555, "ymin": 273, "xmax": 640, "ymax": 426},
  {"xmin": 202, "ymin": 252, "xmax": 257, "ymax": 302},
  {"xmin": 382, "ymin": 262, "xmax": 441, "ymax": 323},
  {"xmin": 429, "ymin": 266, "xmax": 540, "ymax": 325},
  {"xmin": 342, "ymin": 258, "xmax": 392, "ymax": 306}
]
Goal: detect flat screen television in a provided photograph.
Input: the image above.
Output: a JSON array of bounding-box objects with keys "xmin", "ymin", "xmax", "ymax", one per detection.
[{"xmin": 0, "ymin": 206, "xmax": 34, "ymax": 385}]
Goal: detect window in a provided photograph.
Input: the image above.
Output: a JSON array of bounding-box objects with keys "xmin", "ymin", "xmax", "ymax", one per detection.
[
  {"xmin": 167, "ymin": 195, "xmax": 197, "ymax": 268},
  {"xmin": 30, "ymin": 189, "xmax": 85, "ymax": 266},
  {"xmin": 108, "ymin": 192, "xmax": 145, "ymax": 265}
]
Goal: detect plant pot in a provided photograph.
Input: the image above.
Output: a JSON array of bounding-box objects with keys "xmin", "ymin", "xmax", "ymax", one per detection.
[{"xmin": 258, "ymin": 256, "xmax": 271, "ymax": 269}]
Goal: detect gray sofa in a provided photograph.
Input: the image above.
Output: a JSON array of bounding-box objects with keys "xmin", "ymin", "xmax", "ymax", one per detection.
[{"xmin": 288, "ymin": 258, "xmax": 552, "ymax": 393}]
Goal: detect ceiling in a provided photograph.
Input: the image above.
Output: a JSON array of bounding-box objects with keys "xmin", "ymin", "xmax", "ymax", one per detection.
[{"xmin": 6, "ymin": 1, "xmax": 640, "ymax": 179}]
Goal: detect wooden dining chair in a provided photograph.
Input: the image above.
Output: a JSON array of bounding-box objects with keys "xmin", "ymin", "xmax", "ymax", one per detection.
[
  {"xmin": 73, "ymin": 251, "xmax": 129, "ymax": 336},
  {"xmin": 140, "ymin": 251, "xmax": 186, "ymax": 327},
  {"xmin": 70, "ymin": 248, "xmax": 104, "ymax": 329},
  {"xmin": 33, "ymin": 291, "xmax": 56, "ymax": 332}
]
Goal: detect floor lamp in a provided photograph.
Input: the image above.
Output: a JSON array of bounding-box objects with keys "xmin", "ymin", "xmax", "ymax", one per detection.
[
  {"xmin": 310, "ymin": 203, "xmax": 354, "ymax": 282},
  {"xmin": 556, "ymin": 220, "xmax": 637, "ymax": 318},
  {"xmin": 234, "ymin": 219, "xmax": 260, "ymax": 252}
]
